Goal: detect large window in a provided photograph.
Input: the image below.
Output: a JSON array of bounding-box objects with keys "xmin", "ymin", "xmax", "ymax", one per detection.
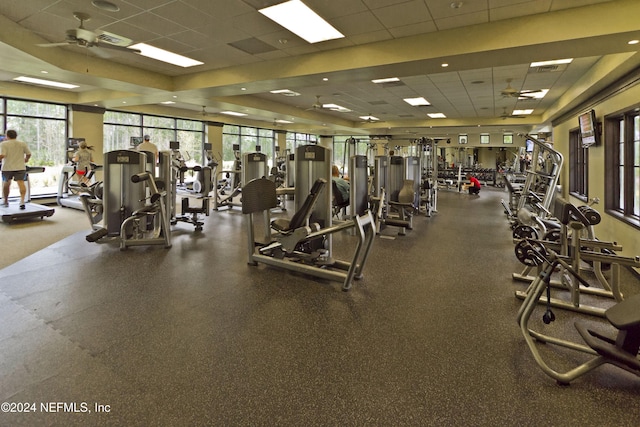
[
  {"xmin": 222, "ymin": 125, "xmax": 275, "ymax": 171},
  {"xmin": 605, "ymin": 109, "xmax": 640, "ymax": 227},
  {"xmin": 2, "ymin": 98, "xmax": 67, "ymax": 196},
  {"xmin": 569, "ymin": 129, "xmax": 588, "ymax": 200},
  {"xmin": 103, "ymin": 112, "xmax": 205, "ymax": 165},
  {"xmin": 286, "ymin": 132, "xmax": 317, "ymax": 154},
  {"xmin": 333, "ymin": 136, "xmax": 369, "ymax": 176}
]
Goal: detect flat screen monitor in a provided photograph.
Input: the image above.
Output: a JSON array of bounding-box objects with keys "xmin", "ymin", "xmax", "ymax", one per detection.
[
  {"xmin": 525, "ymin": 138, "xmax": 535, "ymax": 152},
  {"xmin": 130, "ymin": 136, "xmax": 143, "ymax": 147},
  {"xmin": 169, "ymin": 141, "xmax": 180, "ymax": 150},
  {"xmin": 68, "ymin": 137, "xmax": 85, "ymax": 149},
  {"xmin": 203, "ymin": 143, "xmax": 212, "ymax": 150},
  {"xmin": 578, "ymin": 109, "xmax": 599, "ymax": 148}
]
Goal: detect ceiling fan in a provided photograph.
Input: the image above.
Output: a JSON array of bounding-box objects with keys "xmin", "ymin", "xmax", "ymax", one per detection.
[
  {"xmin": 500, "ymin": 79, "xmax": 544, "ymax": 99},
  {"xmin": 360, "ymin": 114, "xmax": 383, "ymax": 123},
  {"xmin": 37, "ymin": 12, "xmax": 140, "ymax": 54},
  {"xmin": 200, "ymin": 106, "xmax": 215, "ymax": 119},
  {"xmin": 500, "ymin": 107, "xmax": 526, "ymax": 119},
  {"xmin": 305, "ymin": 95, "xmax": 326, "ymax": 111}
]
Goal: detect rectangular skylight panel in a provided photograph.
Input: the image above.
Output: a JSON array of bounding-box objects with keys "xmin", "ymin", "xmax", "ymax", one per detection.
[
  {"xmin": 259, "ymin": 0, "xmax": 344, "ymax": 44},
  {"xmin": 13, "ymin": 76, "xmax": 79, "ymax": 89},
  {"xmin": 404, "ymin": 97, "xmax": 430, "ymax": 106},
  {"xmin": 129, "ymin": 43, "xmax": 203, "ymax": 68}
]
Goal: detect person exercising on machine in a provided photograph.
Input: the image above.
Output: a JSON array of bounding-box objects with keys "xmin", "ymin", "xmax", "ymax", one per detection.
[
  {"xmin": 462, "ymin": 173, "xmax": 481, "ymax": 196},
  {"xmin": 0, "ymin": 129, "xmax": 31, "ymax": 209}
]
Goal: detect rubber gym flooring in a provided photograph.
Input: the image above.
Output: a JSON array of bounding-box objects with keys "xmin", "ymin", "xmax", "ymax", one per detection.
[{"xmin": 0, "ymin": 187, "xmax": 639, "ymax": 426}]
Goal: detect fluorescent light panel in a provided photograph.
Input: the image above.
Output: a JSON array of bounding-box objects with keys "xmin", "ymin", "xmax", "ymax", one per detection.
[
  {"xmin": 359, "ymin": 115, "xmax": 379, "ymax": 121},
  {"xmin": 404, "ymin": 97, "xmax": 430, "ymax": 106},
  {"xmin": 270, "ymin": 89, "xmax": 301, "ymax": 96},
  {"xmin": 371, "ymin": 77, "xmax": 400, "ymax": 84},
  {"xmin": 513, "ymin": 109, "xmax": 534, "ymax": 115},
  {"xmin": 530, "ymin": 58, "xmax": 573, "ymax": 67},
  {"xmin": 221, "ymin": 111, "xmax": 247, "ymax": 117},
  {"xmin": 520, "ymin": 89, "xmax": 548, "ymax": 100},
  {"xmin": 323, "ymin": 103, "xmax": 351, "ymax": 112},
  {"xmin": 13, "ymin": 76, "xmax": 78, "ymax": 89},
  {"xmin": 259, "ymin": 0, "xmax": 344, "ymax": 44},
  {"xmin": 129, "ymin": 43, "xmax": 203, "ymax": 67},
  {"xmin": 428, "ymin": 113, "xmax": 446, "ymax": 118}
]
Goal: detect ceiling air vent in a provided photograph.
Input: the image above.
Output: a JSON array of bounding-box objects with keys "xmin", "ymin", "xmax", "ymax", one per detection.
[{"xmin": 529, "ymin": 63, "xmax": 568, "ymax": 73}]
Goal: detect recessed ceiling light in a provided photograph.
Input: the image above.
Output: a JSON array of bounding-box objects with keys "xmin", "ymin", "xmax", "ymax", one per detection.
[
  {"xmin": 628, "ymin": 39, "xmax": 639, "ymax": 45},
  {"xmin": 404, "ymin": 97, "xmax": 430, "ymax": 106},
  {"xmin": 160, "ymin": 101, "xmax": 176, "ymax": 105},
  {"xmin": 530, "ymin": 58, "xmax": 573, "ymax": 67},
  {"xmin": 359, "ymin": 115, "xmax": 380, "ymax": 121},
  {"xmin": 40, "ymin": 70, "xmax": 48, "ymax": 74},
  {"xmin": 259, "ymin": 0, "xmax": 344, "ymax": 44},
  {"xmin": 450, "ymin": 2, "xmax": 463, "ymax": 9},
  {"xmin": 513, "ymin": 109, "xmax": 534, "ymax": 115},
  {"xmin": 441, "ymin": 63, "xmax": 449, "ymax": 67},
  {"xmin": 221, "ymin": 111, "xmax": 247, "ymax": 117},
  {"xmin": 322, "ymin": 77, "xmax": 328, "ymax": 81},
  {"xmin": 13, "ymin": 76, "xmax": 78, "ymax": 89},
  {"xmin": 372, "ymin": 77, "xmax": 400, "ymax": 84},
  {"xmin": 428, "ymin": 113, "xmax": 446, "ymax": 118},
  {"xmin": 128, "ymin": 43, "xmax": 203, "ymax": 67}
]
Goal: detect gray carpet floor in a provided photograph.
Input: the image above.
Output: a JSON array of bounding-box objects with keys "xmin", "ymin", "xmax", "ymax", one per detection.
[{"xmin": 0, "ymin": 187, "xmax": 638, "ymax": 426}]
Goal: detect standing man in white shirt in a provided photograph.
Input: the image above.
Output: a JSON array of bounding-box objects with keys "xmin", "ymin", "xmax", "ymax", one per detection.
[{"xmin": 137, "ymin": 134, "xmax": 158, "ymax": 164}]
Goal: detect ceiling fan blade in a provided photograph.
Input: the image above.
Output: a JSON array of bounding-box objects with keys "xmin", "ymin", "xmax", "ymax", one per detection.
[
  {"xmin": 37, "ymin": 42, "xmax": 71, "ymax": 47},
  {"xmin": 97, "ymin": 43, "xmax": 140, "ymax": 53}
]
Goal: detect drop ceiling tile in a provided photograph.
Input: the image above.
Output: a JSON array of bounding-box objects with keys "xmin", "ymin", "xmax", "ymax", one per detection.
[{"xmin": 372, "ymin": 0, "xmax": 432, "ymax": 28}]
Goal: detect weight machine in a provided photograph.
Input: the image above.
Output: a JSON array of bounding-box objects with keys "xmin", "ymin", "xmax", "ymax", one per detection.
[
  {"xmin": 515, "ymin": 240, "xmax": 640, "ymax": 385},
  {"xmin": 504, "ymin": 134, "xmax": 563, "ymax": 226},
  {"xmin": 513, "ymin": 197, "xmax": 640, "ymax": 317},
  {"xmin": 242, "ymin": 176, "xmax": 376, "ymax": 292},
  {"xmin": 84, "ymin": 149, "xmax": 171, "ymax": 250}
]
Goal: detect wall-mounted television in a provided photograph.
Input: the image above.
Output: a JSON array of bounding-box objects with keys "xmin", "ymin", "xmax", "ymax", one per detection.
[
  {"xmin": 578, "ymin": 109, "xmax": 599, "ymax": 148},
  {"xmin": 525, "ymin": 138, "xmax": 534, "ymax": 152},
  {"xmin": 130, "ymin": 136, "xmax": 143, "ymax": 147}
]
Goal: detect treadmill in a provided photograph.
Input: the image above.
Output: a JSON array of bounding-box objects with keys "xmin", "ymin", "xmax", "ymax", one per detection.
[
  {"xmin": 57, "ymin": 163, "xmax": 102, "ymax": 210},
  {"xmin": 1, "ymin": 166, "xmax": 55, "ymax": 223}
]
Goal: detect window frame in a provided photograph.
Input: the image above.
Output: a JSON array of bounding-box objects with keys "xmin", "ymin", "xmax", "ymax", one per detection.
[
  {"xmin": 605, "ymin": 108, "xmax": 640, "ymax": 229},
  {"xmin": 568, "ymin": 128, "xmax": 588, "ymax": 202}
]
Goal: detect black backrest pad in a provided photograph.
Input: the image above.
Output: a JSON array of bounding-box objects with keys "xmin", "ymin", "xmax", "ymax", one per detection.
[
  {"xmin": 242, "ymin": 177, "xmax": 278, "ymax": 214},
  {"xmin": 288, "ymin": 178, "xmax": 326, "ymax": 229}
]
